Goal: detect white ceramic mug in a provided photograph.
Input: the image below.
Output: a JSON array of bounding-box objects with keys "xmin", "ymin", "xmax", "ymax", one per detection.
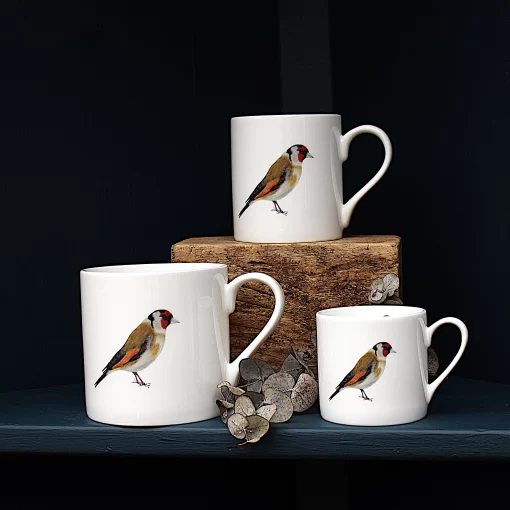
[
  {"xmin": 80, "ymin": 263, "xmax": 284, "ymax": 426},
  {"xmin": 316, "ymin": 305, "xmax": 468, "ymax": 426},
  {"xmin": 232, "ymin": 114, "xmax": 392, "ymax": 243}
]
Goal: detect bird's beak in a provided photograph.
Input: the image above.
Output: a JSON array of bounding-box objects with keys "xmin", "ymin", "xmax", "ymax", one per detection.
[
  {"xmin": 391, "ymin": 349, "xmax": 397, "ymax": 354},
  {"xmin": 307, "ymin": 153, "xmax": 314, "ymax": 159},
  {"xmin": 170, "ymin": 318, "xmax": 180, "ymax": 324}
]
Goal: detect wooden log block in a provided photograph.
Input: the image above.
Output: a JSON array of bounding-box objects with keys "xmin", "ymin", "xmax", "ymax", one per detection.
[{"xmin": 171, "ymin": 235, "xmax": 402, "ymax": 376}]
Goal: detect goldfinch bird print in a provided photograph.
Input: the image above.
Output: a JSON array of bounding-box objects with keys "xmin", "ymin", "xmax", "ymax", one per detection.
[
  {"xmin": 238, "ymin": 144, "xmax": 313, "ymax": 217},
  {"xmin": 94, "ymin": 309, "xmax": 179, "ymax": 388},
  {"xmin": 329, "ymin": 342, "xmax": 396, "ymax": 402}
]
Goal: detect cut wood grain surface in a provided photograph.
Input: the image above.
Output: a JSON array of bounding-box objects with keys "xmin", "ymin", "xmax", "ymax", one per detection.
[{"xmin": 171, "ymin": 235, "xmax": 402, "ymax": 375}]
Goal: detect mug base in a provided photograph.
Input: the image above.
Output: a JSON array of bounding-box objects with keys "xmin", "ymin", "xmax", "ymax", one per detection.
[
  {"xmin": 86, "ymin": 408, "xmax": 219, "ymax": 427},
  {"xmin": 233, "ymin": 234, "xmax": 343, "ymax": 244},
  {"xmin": 319, "ymin": 409, "xmax": 428, "ymax": 427}
]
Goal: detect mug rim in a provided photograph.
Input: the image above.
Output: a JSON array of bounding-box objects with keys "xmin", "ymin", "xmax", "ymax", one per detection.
[
  {"xmin": 81, "ymin": 262, "xmax": 227, "ymax": 276},
  {"xmin": 317, "ymin": 305, "xmax": 426, "ymax": 321},
  {"xmin": 231, "ymin": 113, "xmax": 341, "ymax": 121}
]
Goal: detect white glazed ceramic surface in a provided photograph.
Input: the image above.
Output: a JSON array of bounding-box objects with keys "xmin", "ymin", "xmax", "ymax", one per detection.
[
  {"xmin": 232, "ymin": 114, "xmax": 392, "ymax": 243},
  {"xmin": 316, "ymin": 306, "xmax": 468, "ymax": 426},
  {"xmin": 80, "ymin": 263, "xmax": 284, "ymax": 426}
]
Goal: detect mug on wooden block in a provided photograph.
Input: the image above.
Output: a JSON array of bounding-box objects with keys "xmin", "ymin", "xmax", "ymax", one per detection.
[
  {"xmin": 80, "ymin": 263, "xmax": 284, "ymax": 426},
  {"xmin": 232, "ymin": 114, "xmax": 392, "ymax": 243},
  {"xmin": 316, "ymin": 305, "xmax": 468, "ymax": 426}
]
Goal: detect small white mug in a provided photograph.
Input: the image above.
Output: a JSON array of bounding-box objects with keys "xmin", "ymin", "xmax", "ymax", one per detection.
[
  {"xmin": 232, "ymin": 114, "xmax": 392, "ymax": 243},
  {"xmin": 80, "ymin": 263, "xmax": 284, "ymax": 426},
  {"xmin": 316, "ymin": 305, "xmax": 468, "ymax": 426}
]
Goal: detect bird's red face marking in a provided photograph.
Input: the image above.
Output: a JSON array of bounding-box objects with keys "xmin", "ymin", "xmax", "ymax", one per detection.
[
  {"xmin": 159, "ymin": 310, "xmax": 173, "ymax": 329},
  {"xmin": 297, "ymin": 145, "xmax": 309, "ymax": 163},
  {"xmin": 382, "ymin": 342, "xmax": 393, "ymax": 357}
]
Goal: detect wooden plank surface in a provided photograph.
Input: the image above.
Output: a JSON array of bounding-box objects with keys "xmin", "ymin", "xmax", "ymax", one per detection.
[
  {"xmin": 0, "ymin": 377, "xmax": 508, "ymax": 459},
  {"xmin": 171, "ymin": 235, "xmax": 402, "ymax": 374}
]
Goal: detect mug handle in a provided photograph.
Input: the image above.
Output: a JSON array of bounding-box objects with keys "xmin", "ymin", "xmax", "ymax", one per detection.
[
  {"xmin": 424, "ymin": 317, "xmax": 469, "ymax": 404},
  {"xmin": 333, "ymin": 125, "xmax": 392, "ymax": 229},
  {"xmin": 222, "ymin": 272, "xmax": 285, "ymax": 384}
]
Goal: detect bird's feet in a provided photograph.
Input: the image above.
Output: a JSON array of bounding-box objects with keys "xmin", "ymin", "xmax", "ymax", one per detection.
[
  {"xmin": 132, "ymin": 373, "xmax": 151, "ymax": 387},
  {"xmin": 271, "ymin": 202, "xmax": 288, "ymax": 215},
  {"xmin": 132, "ymin": 380, "xmax": 151, "ymax": 388},
  {"xmin": 359, "ymin": 391, "xmax": 373, "ymax": 401}
]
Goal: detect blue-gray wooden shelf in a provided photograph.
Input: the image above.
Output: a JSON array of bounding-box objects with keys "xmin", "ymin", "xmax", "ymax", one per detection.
[{"xmin": 0, "ymin": 376, "xmax": 508, "ymax": 459}]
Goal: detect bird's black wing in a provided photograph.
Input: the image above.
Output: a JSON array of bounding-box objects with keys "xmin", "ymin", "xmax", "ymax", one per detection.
[
  {"xmin": 102, "ymin": 335, "xmax": 152, "ymax": 372},
  {"xmin": 102, "ymin": 348, "xmax": 125, "ymax": 373},
  {"xmin": 337, "ymin": 359, "xmax": 375, "ymax": 390},
  {"xmin": 245, "ymin": 169, "xmax": 289, "ymax": 203}
]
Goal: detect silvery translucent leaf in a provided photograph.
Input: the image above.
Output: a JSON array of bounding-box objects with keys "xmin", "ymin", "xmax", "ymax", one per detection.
[
  {"xmin": 280, "ymin": 352, "xmax": 303, "ymax": 382},
  {"xmin": 371, "ymin": 278, "xmax": 384, "ymax": 291},
  {"xmin": 234, "ymin": 395, "xmax": 256, "ymax": 417},
  {"xmin": 293, "ymin": 348, "xmax": 315, "ymax": 377},
  {"xmin": 239, "ymin": 358, "xmax": 275, "ymax": 393},
  {"xmin": 282, "ymin": 347, "xmax": 315, "ymax": 378},
  {"xmin": 256, "ymin": 404, "xmax": 277, "ymax": 421},
  {"xmin": 219, "ymin": 385, "xmax": 234, "ymax": 403},
  {"xmin": 216, "ymin": 400, "xmax": 234, "ymax": 424},
  {"xmin": 217, "ymin": 380, "xmax": 245, "ymax": 396},
  {"xmin": 246, "ymin": 380, "xmax": 262, "ymax": 393},
  {"xmin": 262, "ymin": 388, "xmax": 293, "ymax": 423},
  {"xmin": 227, "ymin": 413, "xmax": 248, "ymax": 439},
  {"xmin": 383, "ymin": 274, "xmax": 399, "ymax": 296},
  {"xmin": 262, "ymin": 372, "xmax": 295, "ymax": 393},
  {"xmin": 243, "ymin": 391, "xmax": 264, "ymax": 409},
  {"xmin": 220, "ymin": 399, "xmax": 234, "ymax": 409},
  {"xmin": 221, "ymin": 406, "xmax": 234, "ymax": 424},
  {"xmin": 310, "ymin": 329, "xmax": 317, "ymax": 346},
  {"xmin": 291, "ymin": 374, "xmax": 318, "ymax": 412},
  {"xmin": 243, "ymin": 415, "xmax": 270, "ymax": 444},
  {"xmin": 383, "ymin": 295, "xmax": 403, "ymax": 305},
  {"xmin": 369, "ymin": 288, "xmax": 388, "ymax": 304}
]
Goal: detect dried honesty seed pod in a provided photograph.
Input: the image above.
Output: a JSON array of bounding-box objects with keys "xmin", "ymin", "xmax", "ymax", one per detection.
[
  {"xmin": 383, "ymin": 274, "xmax": 399, "ymax": 296},
  {"xmin": 262, "ymin": 372, "xmax": 294, "ymax": 393},
  {"xmin": 242, "ymin": 415, "xmax": 270, "ymax": 445},
  {"xmin": 291, "ymin": 373, "xmax": 318, "ymax": 412},
  {"xmin": 256, "ymin": 404, "xmax": 277, "ymax": 421},
  {"xmin": 428, "ymin": 346, "xmax": 439, "ymax": 377},
  {"xmin": 243, "ymin": 391, "xmax": 264, "ymax": 409},
  {"xmin": 369, "ymin": 278, "xmax": 388, "ymax": 304},
  {"xmin": 310, "ymin": 329, "xmax": 317, "ymax": 346},
  {"xmin": 227, "ymin": 413, "xmax": 249, "ymax": 439},
  {"xmin": 239, "ymin": 358, "xmax": 275, "ymax": 392},
  {"xmin": 262, "ymin": 388, "xmax": 293, "ymax": 423},
  {"xmin": 234, "ymin": 395, "xmax": 256, "ymax": 417}
]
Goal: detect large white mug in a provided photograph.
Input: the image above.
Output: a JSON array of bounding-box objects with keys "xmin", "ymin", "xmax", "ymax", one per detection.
[
  {"xmin": 80, "ymin": 263, "xmax": 284, "ymax": 426},
  {"xmin": 316, "ymin": 305, "xmax": 468, "ymax": 426},
  {"xmin": 232, "ymin": 114, "xmax": 392, "ymax": 243}
]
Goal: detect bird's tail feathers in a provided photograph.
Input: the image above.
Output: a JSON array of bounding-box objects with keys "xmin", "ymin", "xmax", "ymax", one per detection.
[
  {"xmin": 329, "ymin": 386, "xmax": 342, "ymax": 401},
  {"xmin": 238, "ymin": 200, "xmax": 252, "ymax": 218},
  {"xmin": 94, "ymin": 370, "xmax": 110, "ymax": 388}
]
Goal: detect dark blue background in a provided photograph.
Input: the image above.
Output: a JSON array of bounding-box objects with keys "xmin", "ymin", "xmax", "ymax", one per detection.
[{"xmin": 0, "ymin": 0, "xmax": 507, "ymax": 394}]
